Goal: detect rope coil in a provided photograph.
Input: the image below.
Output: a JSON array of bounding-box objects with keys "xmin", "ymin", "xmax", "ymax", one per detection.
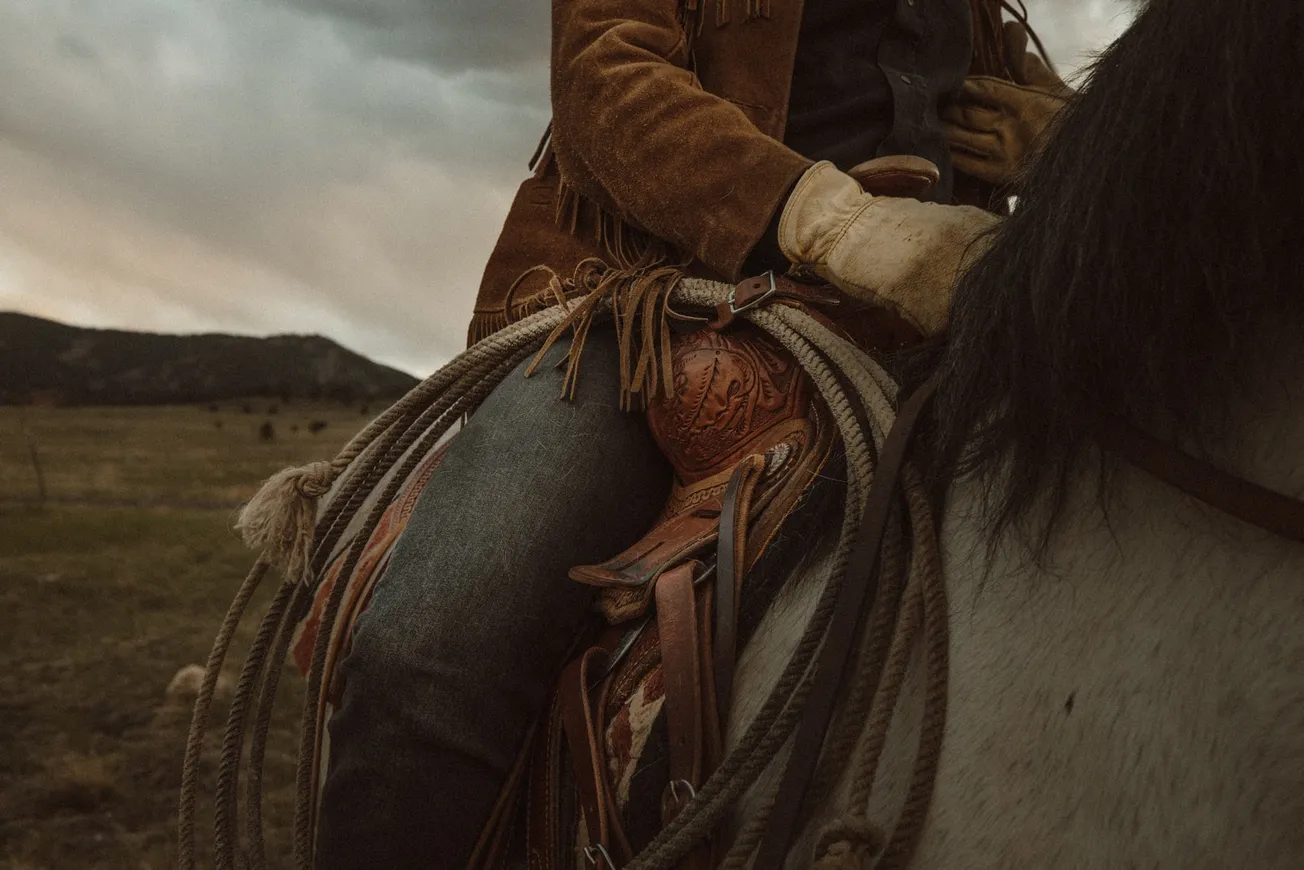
[{"xmin": 179, "ymin": 274, "xmax": 948, "ymax": 870}]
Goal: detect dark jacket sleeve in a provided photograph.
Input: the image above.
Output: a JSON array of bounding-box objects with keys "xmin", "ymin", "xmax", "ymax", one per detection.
[{"xmin": 549, "ymin": 0, "xmax": 812, "ymax": 281}]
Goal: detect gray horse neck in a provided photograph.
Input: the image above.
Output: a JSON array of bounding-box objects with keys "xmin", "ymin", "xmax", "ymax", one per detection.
[{"xmin": 920, "ymin": 345, "xmax": 1304, "ymax": 868}]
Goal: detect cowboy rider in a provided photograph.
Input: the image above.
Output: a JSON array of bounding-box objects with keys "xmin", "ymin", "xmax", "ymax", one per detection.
[{"xmin": 313, "ymin": 1, "xmax": 1068, "ymax": 866}]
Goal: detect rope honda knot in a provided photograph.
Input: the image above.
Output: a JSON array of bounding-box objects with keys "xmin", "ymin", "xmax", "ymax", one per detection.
[
  {"xmin": 292, "ymin": 460, "xmax": 336, "ymax": 498},
  {"xmin": 235, "ymin": 460, "xmax": 338, "ymax": 584},
  {"xmin": 811, "ymin": 817, "xmax": 884, "ymax": 870}
]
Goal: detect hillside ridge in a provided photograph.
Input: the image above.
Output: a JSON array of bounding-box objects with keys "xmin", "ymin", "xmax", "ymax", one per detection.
[{"xmin": 0, "ymin": 311, "xmax": 419, "ymax": 405}]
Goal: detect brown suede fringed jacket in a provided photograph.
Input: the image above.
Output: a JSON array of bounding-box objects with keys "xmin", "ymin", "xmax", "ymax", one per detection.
[{"xmin": 467, "ymin": 0, "xmax": 1014, "ymax": 344}]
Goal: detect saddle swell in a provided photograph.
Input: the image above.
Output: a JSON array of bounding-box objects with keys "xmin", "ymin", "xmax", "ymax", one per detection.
[
  {"xmin": 570, "ymin": 323, "xmax": 833, "ymax": 619},
  {"xmin": 649, "ymin": 324, "xmax": 813, "ymax": 485}
]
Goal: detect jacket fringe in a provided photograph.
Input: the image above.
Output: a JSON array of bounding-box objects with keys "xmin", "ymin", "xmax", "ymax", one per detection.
[
  {"xmin": 467, "ymin": 310, "xmax": 513, "ymax": 346},
  {"xmin": 468, "ymin": 169, "xmax": 672, "ymax": 348},
  {"xmin": 467, "ymin": 262, "xmax": 577, "ymax": 347},
  {"xmin": 470, "ymin": 252, "xmax": 696, "ymax": 412},
  {"xmin": 526, "ymin": 258, "xmax": 694, "ymax": 410},
  {"xmin": 554, "ymin": 177, "xmax": 672, "ymax": 274}
]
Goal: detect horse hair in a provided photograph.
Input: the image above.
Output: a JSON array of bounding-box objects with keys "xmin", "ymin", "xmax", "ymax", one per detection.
[{"xmin": 919, "ymin": 0, "xmax": 1304, "ymax": 549}]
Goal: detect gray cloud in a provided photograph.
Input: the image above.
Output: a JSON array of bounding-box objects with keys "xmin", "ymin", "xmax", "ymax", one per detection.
[
  {"xmin": 1022, "ymin": 0, "xmax": 1136, "ymax": 81},
  {"xmin": 282, "ymin": 0, "xmax": 551, "ymax": 73},
  {"xmin": 0, "ymin": 0, "xmax": 1131, "ymax": 376}
]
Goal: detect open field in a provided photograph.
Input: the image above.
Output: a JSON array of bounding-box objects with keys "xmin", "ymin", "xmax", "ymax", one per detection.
[{"xmin": 0, "ymin": 401, "xmax": 372, "ymax": 868}]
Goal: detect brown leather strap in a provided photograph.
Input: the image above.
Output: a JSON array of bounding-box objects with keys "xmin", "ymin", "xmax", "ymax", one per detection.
[
  {"xmin": 754, "ymin": 375, "xmax": 940, "ymax": 868},
  {"xmin": 656, "ymin": 560, "xmax": 720, "ymax": 870},
  {"xmin": 656, "ymin": 561, "xmax": 705, "ymax": 828},
  {"xmin": 708, "ymin": 272, "xmax": 843, "ymax": 330},
  {"xmin": 712, "ymin": 454, "xmax": 767, "ymax": 734},
  {"xmin": 593, "ymin": 668, "xmax": 636, "ymax": 864},
  {"xmin": 693, "ymin": 589, "xmax": 721, "ymax": 870},
  {"xmin": 464, "ymin": 706, "xmax": 542, "ymax": 870},
  {"xmin": 559, "ymin": 647, "xmax": 612, "ymax": 862},
  {"xmin": 697, "ymin": 590, "xmax": 723, "ymax": 779},
  {"xmin": 525, "ymin": 687, "xmax": 567, "ymax": 870},
  {"xmin": 1096, "ymin": 419, "xmax": 1304, "ymax": 544}
]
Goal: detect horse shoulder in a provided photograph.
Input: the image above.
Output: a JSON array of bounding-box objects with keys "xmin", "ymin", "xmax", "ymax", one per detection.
[{"xmin": 910, "ymin": 465, "xmax": 1304, "ymax": 868}]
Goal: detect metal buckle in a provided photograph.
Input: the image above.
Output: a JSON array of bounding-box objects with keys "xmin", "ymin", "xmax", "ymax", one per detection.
[
  {"xmin": 600, "ymin": 615, "xmax": 650, "ymax": 681},
  {"xmin": 660, "ymin": 778, "xmax": 698, "ymax": 821},
  {"xmin": 584, "ymin": 844, "xmax": 618, "ymax": 868},
  {"xmin": 667, "ymin": 779, "xmax": 697, "ymax": 803},
  {"xmin": 727, "ymin": 270, "xmax": 778, "ymax": 316},
  {"xmin": 691, "ymin": 561, "xmax": 716, "ymax": 587}
]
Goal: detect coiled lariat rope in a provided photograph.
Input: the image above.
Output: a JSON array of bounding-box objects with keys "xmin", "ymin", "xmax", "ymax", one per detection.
[
  {"xmin": 178, "ymin": 303, "xmax": 572, "ymax": 870},
  {"xmin": 178, "ymin": 276, "xmax": 948, "ymax": 870}
]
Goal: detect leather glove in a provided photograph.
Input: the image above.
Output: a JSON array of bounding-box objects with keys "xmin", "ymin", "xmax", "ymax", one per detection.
[
  {"xmin": 943, "ymin": 21, "xmax": 1073, "ymax": 185},
  {"xmin": 777, "ymin": 160, "xmax": 999, "ymax": 336}
]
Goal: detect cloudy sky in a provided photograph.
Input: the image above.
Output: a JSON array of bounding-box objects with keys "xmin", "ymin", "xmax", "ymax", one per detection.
[{"xmin": 0, "ymin": 0, "xmax": 1134, "ymax": 376}]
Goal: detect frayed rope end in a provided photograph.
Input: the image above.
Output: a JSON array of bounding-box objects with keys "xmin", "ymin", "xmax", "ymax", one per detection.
[{"xmin": 235, "ymin": 460, "xmax": 337, "ymax": 584}]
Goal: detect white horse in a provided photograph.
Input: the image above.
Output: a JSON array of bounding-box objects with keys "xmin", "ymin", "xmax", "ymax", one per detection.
[
  {"xmin": 733, "ymin": 347, "xmax": 1304, "ymax": 866},
  {"xmin": 728, "ymin": 0, "xmax": 1304, "ymax": 865}
]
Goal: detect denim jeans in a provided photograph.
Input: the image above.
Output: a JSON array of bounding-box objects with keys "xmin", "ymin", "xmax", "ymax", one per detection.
[{"xmin": 315, "ymin": 330, "xmax": 671, "ymax": 868}]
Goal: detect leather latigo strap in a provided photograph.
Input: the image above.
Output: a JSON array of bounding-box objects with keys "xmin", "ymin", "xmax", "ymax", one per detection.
[
  {"xmin": 712, "ymin": 455, "xmax": 767, "ymax": 729},
  {"xmin": 654, "ymin": 562, "xmax": 716, "ymax": 870},
  {"xmin": 559, "ymin": 647, "xmax": 613, "ymax": 861},
  {"xmin": 556, "ymin": 628, "xmax": 644, "ymax": 870},
  {"xmin": 525, "ymin": 685, "xmax": 568, "ymax": 870},
  {"xmin": 655, "ymin": 563, "xmax": 705, "ymax": 822}
]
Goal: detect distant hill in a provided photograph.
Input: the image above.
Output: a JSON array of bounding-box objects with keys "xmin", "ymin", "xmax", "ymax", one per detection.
[{"xmin": 0, "ymin": 312, "xmax": 420, "ymax": 406}]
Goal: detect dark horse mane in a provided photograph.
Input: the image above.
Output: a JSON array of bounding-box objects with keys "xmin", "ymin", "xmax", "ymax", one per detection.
[{"xmin": 922, "ymin": 0, "xmax": 1304, "ymax": 545}]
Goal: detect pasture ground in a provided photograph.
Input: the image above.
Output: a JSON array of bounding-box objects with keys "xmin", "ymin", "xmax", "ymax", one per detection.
[{"xmin": 0, "ymin": 401, "xmax": 373, "ymax": 869}]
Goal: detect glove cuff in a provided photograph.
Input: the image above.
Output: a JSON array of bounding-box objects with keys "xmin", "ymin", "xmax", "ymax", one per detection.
[{"xmin": 777, "ymin": 161, "xmax": 869, "ymax": 269}]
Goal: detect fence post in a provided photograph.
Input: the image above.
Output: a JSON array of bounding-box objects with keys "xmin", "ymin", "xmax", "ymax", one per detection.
[{"xmin": 20, "ymin": 417, "xmax": 47, "ymax": 508}]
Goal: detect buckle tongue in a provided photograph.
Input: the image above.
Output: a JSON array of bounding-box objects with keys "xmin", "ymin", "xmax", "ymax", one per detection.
[
  {"xmin": 710, "ymin": 270, "xmax": 779, "ymax": 330},
  {"xmin": 728, "ymin": 269, "xmax": 778, "ymax": 315}
]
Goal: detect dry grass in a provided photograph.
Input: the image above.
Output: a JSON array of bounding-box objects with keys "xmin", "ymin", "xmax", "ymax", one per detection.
[
  {"xmin": 0, "ymin": 401, "xmax": 370, "ymax": 868},
  {"xmin": 0, "ymin": 401, "xmax": 371, "ymax": 507}
]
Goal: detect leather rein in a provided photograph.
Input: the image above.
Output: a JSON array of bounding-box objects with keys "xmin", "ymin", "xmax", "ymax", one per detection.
[
  {"xmin": 1096, "ymin": 420, "xmax": 1304, "ymax": 545},
  {"xmin": 756, "ymin": 375, "xmax": 1304, "ymax": 866}
]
